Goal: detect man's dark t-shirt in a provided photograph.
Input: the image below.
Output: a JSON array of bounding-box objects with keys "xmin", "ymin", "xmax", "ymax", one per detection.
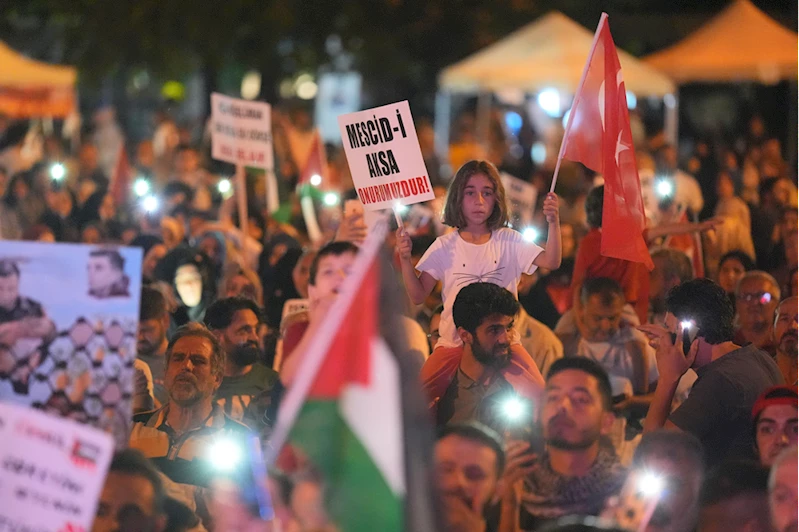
[
  {"xmin": 436, "ymin": 368, "xmax": 516, "ymax": 434},
  {"xmin": 669, "ymin": 343, "xmax": 784, "ymax": 466},
  {"xmin": 0, "ymin": 297, "xmax": 45, "ymax": 323},
  {"xmin": 215, "ymin": 363, "xmax": 279, "ymax": 430}
]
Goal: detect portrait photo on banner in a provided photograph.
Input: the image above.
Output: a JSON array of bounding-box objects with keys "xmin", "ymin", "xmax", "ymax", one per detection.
[{"xmin": 0, "ymin": 241, "xmax": 142, "ymax": 447}]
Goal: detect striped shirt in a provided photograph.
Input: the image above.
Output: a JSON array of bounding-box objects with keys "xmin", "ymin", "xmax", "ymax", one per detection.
[{"xmin": 129, "ymin": 403, "xmax": 251, "ymax": 488}]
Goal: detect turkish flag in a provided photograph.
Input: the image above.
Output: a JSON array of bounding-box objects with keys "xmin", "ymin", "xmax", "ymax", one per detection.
[{"xmin": 562, "ymin": 14, "xmax": 654, "ymax": 271}]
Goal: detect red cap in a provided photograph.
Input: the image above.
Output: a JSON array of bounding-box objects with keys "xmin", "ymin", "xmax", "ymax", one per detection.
[{"xmin": 751, "ymin": 385, "xmax": 798, "ymax": 421}]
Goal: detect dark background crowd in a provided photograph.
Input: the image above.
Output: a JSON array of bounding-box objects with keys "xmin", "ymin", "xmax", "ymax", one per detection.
[{"xmin": 0, "ymin": 0, "xmax": 797, "ymax": 531}]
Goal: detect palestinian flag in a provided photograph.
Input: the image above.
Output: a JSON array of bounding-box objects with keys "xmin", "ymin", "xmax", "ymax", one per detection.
[{"xmin": 270, "ymin": 219, "xmax": 405, "ymax": 531}]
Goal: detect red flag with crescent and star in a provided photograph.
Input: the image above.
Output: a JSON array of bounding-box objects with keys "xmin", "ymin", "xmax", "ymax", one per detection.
[{"xmin": 562, "ymin": 15, "xmax": 654, "ymax": 271}]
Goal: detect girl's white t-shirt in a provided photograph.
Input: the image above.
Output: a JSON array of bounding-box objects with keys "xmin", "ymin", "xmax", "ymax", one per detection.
[{"xmin": 416, "ymin": 227, "xmax": 544, "ymax": 348}]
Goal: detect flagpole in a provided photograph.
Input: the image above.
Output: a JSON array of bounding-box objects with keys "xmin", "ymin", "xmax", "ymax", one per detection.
[
  {"xmin": 549, "ymin": 12, "xmax": 608, "ymax": 193},
  {"xmin": 265, "ymin": 213, "xmax": 390, "ymax": 465}
]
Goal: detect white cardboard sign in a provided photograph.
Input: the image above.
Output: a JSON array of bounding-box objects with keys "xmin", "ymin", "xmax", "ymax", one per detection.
[
  {"xmin": 0, "ymin": 402, "xmax": 114, "ymax": 532},
  {"xmin": 337, "ymin": 101, "xmax": 434, "ymax": 211},
  {"xmin": 211, "ymin": 93, "xmax": 274, "ymax": 169}
]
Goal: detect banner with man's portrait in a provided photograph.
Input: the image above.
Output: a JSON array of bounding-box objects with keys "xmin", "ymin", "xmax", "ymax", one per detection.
[{"xmin": 0, "ymin": 241, "xmax": 142, "ymax": 447}]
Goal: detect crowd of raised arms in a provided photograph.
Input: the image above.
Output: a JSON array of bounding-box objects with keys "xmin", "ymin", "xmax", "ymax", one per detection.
[{"xmin": 0, "ymin": 107, "xmax": 796, "ymax": 532}]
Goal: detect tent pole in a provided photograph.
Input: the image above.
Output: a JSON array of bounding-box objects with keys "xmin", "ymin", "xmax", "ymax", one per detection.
[
  {"xmin": 476, "ymin": 91, "xmax": 492, "ymax": 152},
  {"xmin": 434, "ymin": 90, "xmax": 451, "ymax": 169},
  {"xmin": 664, "ymin": 92, "xmax": 679, "ymax": 146}
]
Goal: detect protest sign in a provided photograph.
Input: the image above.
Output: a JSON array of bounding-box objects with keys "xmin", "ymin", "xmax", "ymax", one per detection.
[
  {"xmin": 211, "ymin": 93, "xmax": 274, "ymax": 170},
  {"xmin": 315, "ymin": 72, "xmax": 362, "ymax": 144},
  {"xmin": 337, "ymin": 101, "xmax": 434, "ymax": 211},
  {"xmin": 500, "ymin": 172, "xmax": 538, "ymax": 229},
  {"xmin": 0, "ymin": 242, "xmax": 142, "ymax": 448},
  {"xmin": 0, "ymin": 402, "xmax": 114, "ymax": 532}
]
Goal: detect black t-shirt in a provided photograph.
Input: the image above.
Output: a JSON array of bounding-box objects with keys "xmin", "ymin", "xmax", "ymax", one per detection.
[
  {"xmin": 0, "ymin": 297, "xmax": 45, "ymax": 323},
  {"xmin": 669, "ymin": 344, "xmax": 784, "ymax": 466}
]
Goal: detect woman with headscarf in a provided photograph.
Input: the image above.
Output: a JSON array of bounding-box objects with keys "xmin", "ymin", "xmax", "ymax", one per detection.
[{"xmin": 154, "ymin": 246, "xmax": 216, "ymax": 328}]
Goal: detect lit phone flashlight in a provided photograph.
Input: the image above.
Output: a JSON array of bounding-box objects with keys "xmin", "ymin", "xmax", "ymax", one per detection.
[
  {"xmin": 610, "ymin": 470, "xmax": 665, "ymax": 532},
  {"xmin": 498, "ymin": 395, "xmax": 544, "ymax": 453},
  {"xmin": 208, "ymin": 435, "xmax": 273, "ymax": 520},
  {"xmin": 142, "ymin": 195, "xmax": 159, "ymax": 213},
  {"xmin": 655, "ymin": 178, "xmax": 673, "ymax": 198},
  {"xmin": 680, "ymin": 319, "xmax": 698, "ymax": 354},
  {"xmin": 133, "ymin": 177, "xmax": 151, "ymax": 197},
  {"xmin": 50, "ymin": 163, "xmax": 66, "ymax": 182}
]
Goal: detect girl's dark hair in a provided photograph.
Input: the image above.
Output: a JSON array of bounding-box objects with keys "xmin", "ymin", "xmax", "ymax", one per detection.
[
  {"xmin": 443, "ymin": 160, "xmax": 508, "ymax": 230},
  {"xmin": 719, "ymin": 250, "xmax": 755, "ymax": 273}
]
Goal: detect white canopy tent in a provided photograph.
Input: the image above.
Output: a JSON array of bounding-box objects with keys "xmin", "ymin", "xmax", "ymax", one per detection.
[{"xmin": 435, "ymin": 12, "xmax": 677, "ymax": 159}]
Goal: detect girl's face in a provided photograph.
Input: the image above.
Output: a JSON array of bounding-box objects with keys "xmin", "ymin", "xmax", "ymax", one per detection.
[
  {"xmin": 718, "ymin": 258, "xmax": 746, "ymax": 294},
  {"xmin": 461, "ymin": 173, "xmax": 496, "ymax": 228}
]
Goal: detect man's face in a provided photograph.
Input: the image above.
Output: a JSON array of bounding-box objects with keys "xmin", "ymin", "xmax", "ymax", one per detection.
[
  {"xmin": 461, "ymin": 314, "xmax": 513, "ymax": 368},
  {"xmin": 165, "ymin": 335, "xmax": 220, "ymax": 407},
  {"xmin": 770, "ymin": 454, "xmax": 798, "ymax": 532},
  {"xmin": 88, "ymin": 256, "xmax": 122, "ymax": 292},
  {"xmin": 542, "ymin": 369, "xmax": 612, "ymax": 450},
  {"xmin": 93, "ymin": 472, "xmax": 164, "ymax": 532},
  {"xmin": 774, "ymin": 298, "xmax": 798, "ymax": 356},
  {"xmin": 639, "ymin": 449, "xmax": 703, "ymax": 532},
  {"xmin": 308, "ymin": 252, "xmax": 356, "ymax": 302},
  {"xmin": 0, "ymin": 274, "xmax": 19, "ymax": 310},
  {"xmin": 174, "ymin": 264, "xmax": 203, "ymax": 308},
  {"xmin": 736, "ymin": 278, "xmax": 779, "ymax": 328},
  {"xmin": 137, "ymin": 317, "xmax": 167, "ymax": 358},
  {"xmin": 220, "ymin": 309, "xmax": 260, "ymax": 368},
  {"xmin": 581, "ymin": 293, "xmax": 624, "ymax": 342},
  {"xmin": 755, "ymin": 405, "xmax": 798, "ymax": 467},
  {"xmin": 434, "ymin": 434, "xmax": 499, "ymax": 515}
]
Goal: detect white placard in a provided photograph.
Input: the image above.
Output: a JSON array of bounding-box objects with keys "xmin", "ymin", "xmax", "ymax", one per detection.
[
  {"xmin": 337, "ymin": 101, "xmax": 434, "ymax": 211},
  {"xmin": 500, "ymin": 172, "xmax": 538, "ymax": 229},
  {"xmin": 211, "ymin": 93, "xmax": 274, "ymax": 170},
  {"xmin": 0, "ymin": 402, "xmax": 114, "ymax": 532}
]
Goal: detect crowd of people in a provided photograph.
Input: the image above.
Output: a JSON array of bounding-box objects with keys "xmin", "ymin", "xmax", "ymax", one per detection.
[{"xmin": 0, "ymin": 103, "xmax": 796, "ymax": 532}]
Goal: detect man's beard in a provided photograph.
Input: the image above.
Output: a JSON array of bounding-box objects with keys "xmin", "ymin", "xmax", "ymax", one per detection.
[
  {"xmin": 472, "ymin": 341, "xmax": 510, "ymax": 368},
  {"xmin": 779, "ymin": 331, "xmax": 798, "ymax": 357},
  {"xmin": 230, "ymin": 342, "xmax": 260, "ymax": 367},
  {"xmin": 545, "ymin": 413, "xmax": 601, "ymax": 450}
]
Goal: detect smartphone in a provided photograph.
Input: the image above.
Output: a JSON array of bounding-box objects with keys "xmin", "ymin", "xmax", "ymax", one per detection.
[
  {"xmin": 605, "ymin": 470, "xmax": 664, "ymax": 532},
  {"xmin": 210, "ymin": 435, "xmax": 274, "ymax": 521}
]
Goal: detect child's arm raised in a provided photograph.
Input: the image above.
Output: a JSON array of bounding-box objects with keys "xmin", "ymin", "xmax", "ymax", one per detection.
[
  {"xmin": 533, "ymin": 192, "xmax": 563, "ymax": 270},
  {"xmin": 396, "ymin": 228, "xmax": 438, "ymax": 305}
]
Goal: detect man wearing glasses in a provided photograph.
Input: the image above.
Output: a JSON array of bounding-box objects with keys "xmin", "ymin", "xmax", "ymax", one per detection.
[
  {"xmin": 734, "ymin": 271, "xmax": 781, "ymax": 357},
  {"xmin": 639, "ymin": 279, "xmax": 784, "ymax": 467}
]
